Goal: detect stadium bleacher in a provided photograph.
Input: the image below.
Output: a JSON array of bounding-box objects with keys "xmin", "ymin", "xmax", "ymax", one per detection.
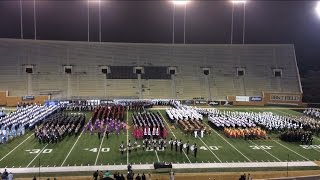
[{"xmin": 0, "ymin": 39, "xmax": 302, "ymax": 100}]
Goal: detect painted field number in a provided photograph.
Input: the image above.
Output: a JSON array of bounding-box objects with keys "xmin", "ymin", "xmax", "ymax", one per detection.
[
  {"xmin": 200, "ymin": 146, "xmax": 221, "ymax": 151},
  {"xmin": 300, "ymin": 145, "xmax": 320, "ymax": 149},
  {"xmin": 250, "ymin": 145, "xmax": 273, "ymax": 150},
  {"xmin": 26, "ymin": 149, "xmax": 53, "ymax": 154},
  {"xmin": 84, "ymin": 148, "xmax": 110, "ymax": 153}
]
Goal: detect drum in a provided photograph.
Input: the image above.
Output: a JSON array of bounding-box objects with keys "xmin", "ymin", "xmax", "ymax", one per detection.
[
  {"xmin": 190, "ymin": 145, "xmax": 194, "ymax": 151},
  {"xmin": 173, "ymin": 141, "xmax": 176, "ymax": 145},
  {"xmin": 169, "ymin": 141, "xmax": 172, "ymax": 145},
  {"xmin": 183, "ymin": 143, "xmax": 187, "ymax": 148}
]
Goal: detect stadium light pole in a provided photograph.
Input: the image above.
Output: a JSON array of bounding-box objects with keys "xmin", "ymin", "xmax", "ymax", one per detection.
[
  {"xmin": 230, "ymin": 2, "xmax": 234, "ymax": 44},
  {"xmin": 230, "ymin": 0, "xmax": 247, "ymax": 44},
  {"xmin": 88, "ymin": 0, "xmax": 102, "ymax": 42},
  {"xmin": 34, "ymin": 0, "xmax": 37, "ymax": 40},
  {"xmin": 87, "ymin": 0, "xmax": 90, "ymax": 42},
  {"xmin": 172, "ymin": 3, "xmax": 175, "ymax": 44},
  {"xmin": 99, "ymin": 0, "xmax": 101, "ymax": 42},
  {"xmin": 20, "ymin": 0, "xmax": 24, "ymax": 39},
  {"xmin": 172, "ymin": 1, "xmax": 190, "ymax": 44}
]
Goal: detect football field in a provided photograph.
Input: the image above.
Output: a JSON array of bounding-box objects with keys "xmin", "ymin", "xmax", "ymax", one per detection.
[{"xmin": 1, "ymin": 108, "xmax": 320, "ymax": 170}]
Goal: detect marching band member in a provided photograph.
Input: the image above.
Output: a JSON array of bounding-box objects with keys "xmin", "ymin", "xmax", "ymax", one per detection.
[
  {"xmin": 153, "ymin": 139, "xmax": 158, "ymax": 150},
  {"xmin": 128, "ymin": 140, "xmax": 132, "ymax": 154},
  {"xmin": 147, "ymin": 127, "xmax": 151, "ymax": 139},
  {"xmin": 143, "ymin": 138, "xmax": 147, "ymax": 151},
  {"xmin": 144, "ymin": 126, "xmax": 147, "ymax": 139},
  {"xmin": 179, "ymin": 140, "xmax": 183, "ymax": 154},
  {"xmin": 156, "ymin": 126, "xmax": 159, "ymax": 137},
  {"xmin": 152, "ymin": 126, "xmax": 156, "ymax": 138},
  {"xmin": 120, "ymin": 141, "xmax": 125, "ymax": 155},
  {"xmin": 134, "ymin": 139, "xmax": 138, "ymax": 152},
  {"xmin": 186, "ymin": 141, "xmax": 190, "ymax": 155},
  {"xmin": 174, "ymin": 139, "xmax": 178, "ymax": 152},
  {"xmin": 160, "ymin": 138, "xmax": 164, "ymax": 150},
  {"xmin": 148, "ymin": 138, "xmax": 152, "ymax": 150},
  {"xmin": 193, "ymin": 143, "xmax": 198, "ymax": 158}
]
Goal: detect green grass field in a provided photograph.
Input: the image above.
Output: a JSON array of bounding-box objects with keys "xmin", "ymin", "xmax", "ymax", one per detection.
[{"xmin": 1, "ymin": 108, "xmax": 320, "ymax": 169}]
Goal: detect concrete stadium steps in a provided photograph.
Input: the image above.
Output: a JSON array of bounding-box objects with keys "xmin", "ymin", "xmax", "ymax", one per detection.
[
  {"xmin": 175, "ymin": 77, "xmax": 205, "ymax": 99},
  {"xmin": 106, "ymin": 79, "xmax": 139, "ymax": 98},
  {"xmin": 141, "ymin": 80, "xmax": 172, "ymax": 99},
  {"xmin": 0, "ymin": 75, "xmax": 27, "ymax": 96},
  {"xmin": 210, "ymin": 76, "xmax": 237, "ymax": 99},
  {"xmin": 70, "ymin": 75, "xmax": 105, "ymax": 97}
]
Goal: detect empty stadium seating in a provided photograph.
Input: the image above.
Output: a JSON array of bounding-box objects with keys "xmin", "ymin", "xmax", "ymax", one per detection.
[{"xmin": 0, "ymin": 38, "xmax": 302, "ymax": 100}]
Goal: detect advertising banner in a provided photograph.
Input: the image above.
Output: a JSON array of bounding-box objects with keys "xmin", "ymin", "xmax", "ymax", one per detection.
[
  {"xmin": 236, "ymin": 96, "xmax": 250, "ymax": 102},
  {"xmin": 22, "ymin": 95, "xmax": 34, "ymax": 101},
  {"xmin": 270, "ymin": 94, "xmax": 300, "ymax": 102},
  {"xmin": 249, "ymin": 96, "xmax": 262, "ymax": 102}
]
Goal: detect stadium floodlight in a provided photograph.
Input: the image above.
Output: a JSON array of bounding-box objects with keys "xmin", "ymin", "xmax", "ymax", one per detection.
[
  {"xmin": 89, "ymin": 0, "xmax": 101, "ymax": 3},
  {"xmin": 172, "ymin": 0, "xmax": 189, "ymax": 5},
  {"xmin": 316, "ymin": 1, "xmax": 320, "ymax": 18},
  {"xmin": 231, "ymin": 0, "xmax": 246, "ymax": 4}
]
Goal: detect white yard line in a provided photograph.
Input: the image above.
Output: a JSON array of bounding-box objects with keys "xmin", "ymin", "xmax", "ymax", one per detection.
[
  {"xmin": 272, "ymin": 140, "xmax": 310, "ymax": 161},
  {"xmin": 311, "ymin": 146, "xmax": 320, "ymax": 154},
  {"xmin": 26, "ymin": 144, "xmax": 49, "ymax": 168},
  {"xmin": 126, "ymin": 108, "xmax": 129, "ymax": 165},
  {"xmin": 154, "ymin": 150, "xmax": 160, "ymax": 162},
  {"xmin": 211, "ymin": 128, "xmax": 251, "ymax": 162},
  {"xmin": 94, "ymin": 124, "xmax": 107, "ymax": 166},
  {"xmin": 158, "ymin": 110, "xmax": 192, "ymax": 163},
  {"xmin": 60, "ymin": 130, "xmax": 84, "ymax": 166},
  {"xmin": 249, "ymin": 140, "xmax": 281, "ymax": 162},
  {"xmin": 0, "ymin": 133, "xmax": 33, "ymax": 162},
  {"xmin": 198, "ymin": 137, "xmax": 222, "ymax": 163}
]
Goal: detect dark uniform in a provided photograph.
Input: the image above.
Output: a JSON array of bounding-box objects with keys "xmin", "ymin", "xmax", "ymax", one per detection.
[
  {"xmin": 175, "ymin": 140, "xmax": 178, "ymax": 152},
  {"xmin": 120, "ymin": 142, "xmax": 125, "ymax": 155},
  {"xmin": 186, "ymin": 142, "xmax": 190, "ymax": 155},
  {"xmin": 194, "ymin": 144, "xmax": 197, "ymax": 158}
]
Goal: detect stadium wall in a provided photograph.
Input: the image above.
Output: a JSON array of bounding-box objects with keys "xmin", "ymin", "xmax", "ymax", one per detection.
[
  {"xmin": 263, "ymin": 92, "xmax": 303, "ymax": 106},
  {"xmin": 0, "ymin": 90, "xmax": 49, "ymax": 106},
  {"xmin": 0, "ymin": 91, "xmax": 8, "ymax": 106},
  {"xmin": 6, "ymin": 95, "xmax": 49, "ymax": 107}
]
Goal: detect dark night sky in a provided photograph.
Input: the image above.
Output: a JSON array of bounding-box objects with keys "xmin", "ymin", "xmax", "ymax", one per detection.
[{"xmin": 0, "ymin": 0, "xmax": 320, "ymax": 70}]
